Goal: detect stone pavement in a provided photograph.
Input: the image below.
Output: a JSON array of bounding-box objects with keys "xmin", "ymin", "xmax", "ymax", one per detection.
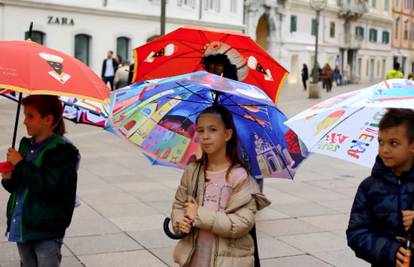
[{"xmin": 0, "ymin": 81, "xmax": 376, "ymax": 266}]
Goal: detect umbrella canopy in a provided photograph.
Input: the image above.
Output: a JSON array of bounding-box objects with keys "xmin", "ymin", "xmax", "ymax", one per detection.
[
  {"xmin": 285, "ymin": 79, "xmax": 414, "ymax": 167},
  {"xmin": 107, "ymin": 71, "xmax": 307, "ymax": 179},
  {"xmin": 132, "ymin": 26, "xmax": 288, "ymax": 103},
  {"xmin": 0, "ymin": 89, "xmax": 109, "ymax": 127},
  {"xmin": 0, "ymin": 40, "xmax": 110, "ymax": 103}
]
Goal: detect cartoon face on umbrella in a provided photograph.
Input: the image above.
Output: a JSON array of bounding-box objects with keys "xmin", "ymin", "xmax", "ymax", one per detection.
[{"xmin": 38, "ymin": 52, "xmax": 71, "ymax": 84}]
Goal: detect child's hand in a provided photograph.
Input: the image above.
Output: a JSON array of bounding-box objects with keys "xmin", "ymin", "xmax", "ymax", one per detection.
[
  {"xmin": 1, "ymin": 172, "xmax": 11, "ymax": 180},
  {"xmin": 184, "ymin": 198, "xmax": 198, "ymax": 221},
  {"xmin": 402, "ymin": 210, "xmax": 414, "ymax": 231},
  {"xmin": 178, "ymin": 217, "xmax": 192, "ymax": 234},
  {"xmin": 6, "ymin": 148, "xmax": 23, "ymax": 166},
  {"xmin": 396, "ymin": 246, "xmax": 411, "ymax": 267}
]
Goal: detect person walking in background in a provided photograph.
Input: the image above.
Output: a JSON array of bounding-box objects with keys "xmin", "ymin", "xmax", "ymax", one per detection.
[
  {"xmin": 170, "ymin": 105, "xmax": 270, "ymax": 267},
  {"xmin": 408, "ymin": 73, "xmax": 413, "ymax": 81},
  {"xmin": 301, "ymin": 64, "xmax": 309, "ymax": 90},
  {"xmin": 115, "ymin": 55, "xmax": 122, "ymax": 68},
  {"xmin": 1, "ymin": 95, "xmax": 79, "ymax": 267},
  {"xmin": 386, "ymin": 62, "xmax": 404, "ymax": 80},
  {"xmin": 101, "ymin": 50, "xmax": 117, "ymax": 90},
  {"xmin": 333, "ymin": 66, "xmax": 342, "ymax": 86},
  {"xmin": 114, "ymin": 61, "xmax": 130, "ymax": 89},
  {"xmin": 322, "ymin": 63, "xmax": 333, "ymax": 92},
  {"xmin": 346, "ymin": 108, "xmax": 414, "ymax": 267}
]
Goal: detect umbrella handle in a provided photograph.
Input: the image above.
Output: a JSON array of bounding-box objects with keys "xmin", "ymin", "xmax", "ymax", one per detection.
[{"xmin": 163, "ymin": 217, "xmax": 188, "ymax": 240}]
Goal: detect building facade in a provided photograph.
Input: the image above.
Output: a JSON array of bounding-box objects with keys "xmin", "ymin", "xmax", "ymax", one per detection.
[
  {"xmin": 0, "ymin": 0, "xmax": 244, "ymax": 75},
  {"xmin": 393, "ymin": 0, "xmax": 414, "ymax": 75},
  {"xmin": 245, "ymin": 0, "xmax": 393, "ymax": 84}
]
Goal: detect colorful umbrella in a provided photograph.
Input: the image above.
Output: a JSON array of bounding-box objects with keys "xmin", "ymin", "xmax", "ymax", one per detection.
[
  {"xmin": 107, "ymin": 71, "xmax": 307, "ymax": 179},
  {"xmin": 284, "ymin": 79, "xmax": 414, "ymax": 167},
  {"xmin": 0, "ymin": 89, "xmax": 109, "ymax": 127},
  {"xmin": 132, "ymin": 26, "xmax": 288, "ymax": 103},
  {"xmin": 0, "ymin": 40, "xmax": 109, "ymax": 103}
]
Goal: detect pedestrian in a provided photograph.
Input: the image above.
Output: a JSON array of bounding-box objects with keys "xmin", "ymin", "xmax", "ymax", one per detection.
[
  {"xmin": 301, "ymin": 64, "xmax": 309, "ymax": 90},
  {"xmin": 115, "ymin": 54, "xmax": 122, "ymax": 68},
  {"xmin": 322, "ymin": 63, "xmax": 333, "ymax": 92},
  {"xmin": 346, "ymin": 108, "xmax": 414, "ymax": 267},
  {"xmin": 333, "ymin": 66, "xmax": 342, "ymax": 86},
  {"xmin": 1, "ymin": 95, "xmax": 79, "ymax": 267},
  {"xmin": 408, "ymin": 73, "xmax": 413, "ymax": 81},
  {"xmin": 170, "ymin": 105, "xmax": 270, "ymax": 267},
  {"xmin": 114, "ymin": 61, "xmax": 130, "ymax": 89},
  {"xmin": 386, "ymin": 62, "xmax": 404, "ymax": 80},
  {"xmin": 101, "ymin": 50, "xmax": 117, "ymax": 90}
]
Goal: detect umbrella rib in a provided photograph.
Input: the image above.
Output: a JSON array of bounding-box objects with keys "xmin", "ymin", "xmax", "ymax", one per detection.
[
  {"xmin": 165, "ymin": 96, "xmax": 212, "ymax": 105},
  {"xmin": 175, "ymin": 81, "xmax": 213, "ymax": 103}
]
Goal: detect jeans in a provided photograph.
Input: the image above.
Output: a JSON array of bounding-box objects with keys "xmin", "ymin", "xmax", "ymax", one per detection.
[
  {"xmin": 103, "ymin": 76, "xmax": 115, "ymax": 91},
  {"xmin": 17, "ymin": 239, "xmax": 62, "ymax": 267}
]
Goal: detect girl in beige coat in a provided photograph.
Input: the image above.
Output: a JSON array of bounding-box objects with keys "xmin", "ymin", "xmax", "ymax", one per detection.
[{"xmin": 171, "ymin": 105, "xmax": 270, "ymax": 267}]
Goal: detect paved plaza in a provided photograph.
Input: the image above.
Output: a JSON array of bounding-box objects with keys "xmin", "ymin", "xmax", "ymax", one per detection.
[{"xmin": 0, "ymin": 82, "xmax": 375, "ymax": 266}]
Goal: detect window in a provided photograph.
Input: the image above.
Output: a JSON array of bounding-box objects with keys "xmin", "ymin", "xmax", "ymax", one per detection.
[
  {"xmin": 230, "ymin": 0, "xmax": 237, "ymax": 13},
  {"xmin": 290, "ymin": 15, "xmax": 297, "ymax": 33},
  {"xmin": 371, "ymin": 0, "xmax": 376, "ymax": 8},
  {"xmin": 355, "ymin": 26, "xmax": 364, "ymax": 40},
  {"xmin": 369, "ymin": 28, "xmax": 378, "ymax": 42},
  {"xmin": 116, "ymin": 37, "xmax": 130, "ymax": 64},
  {"xmin": 74, "ymin": 34, "xmax": 90, "ymax": 66},
  {"xmin": 404, "ymin": 20, "xmax": 409, "ymax": 40},
  {"xmin": 396, "ymin": 0, "xmax": 400, "ymax": 8},
  {"xmin": 330, "ymin": 22, "xmax": 335, "ymax": 38},
  {"xmin": 384, "ymin": 0, "xmax": 389, "ymax": 10},
  {"xmin": 25, "ymin": 30, "xmax": 45, "ymax": 44},
  {"xmin": 404, "ymin": 0, "xmax": 410, "ymax": 8},
  {"xmin": 382, "ymin": 31, "xmax": 390, "ymax": 44},
  {"xmin": 178, "ymin": 0, "xmax": 195, "ymax": 7},
  {"xmin": 311, "ymin": 18, "xmax": 317, "ymax": 36},
  {"xmin": 205, "ymin": 0, "xmax": 219, "ymax": 12},
  {"xmin": 395, "ymin": 17, "xmax": 400, "ymax": 39}
]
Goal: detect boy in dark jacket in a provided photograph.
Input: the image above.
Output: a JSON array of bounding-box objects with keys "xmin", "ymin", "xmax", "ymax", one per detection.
[
  {"xmin": 347, "ymin": 108, "xmax": 414, "ymax": 267},
  {"xmin": 1, "ymin": 95, "xmax": 78, "ymax": 267}
]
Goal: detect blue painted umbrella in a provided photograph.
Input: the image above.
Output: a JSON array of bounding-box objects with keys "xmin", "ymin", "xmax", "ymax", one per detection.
[{"xmin": 107, "ymin": 71, "xmax": 308, "ymax": 179}]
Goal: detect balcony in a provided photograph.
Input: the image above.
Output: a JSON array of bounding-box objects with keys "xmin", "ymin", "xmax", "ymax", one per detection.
[
  {"xmin": 340, "ymin": 33, "xmax": 364, "ymax": 49},
  {"xmin": 337, "ymin": 0, "xmax": 368, "ymax": 20}
]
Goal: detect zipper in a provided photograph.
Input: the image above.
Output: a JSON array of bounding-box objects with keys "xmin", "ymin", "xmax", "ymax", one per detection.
[{"xmin": 19, "ymin": 188, "xmax": 29, "ymax": 241}]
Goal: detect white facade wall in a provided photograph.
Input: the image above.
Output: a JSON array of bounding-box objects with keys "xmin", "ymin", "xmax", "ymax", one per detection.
[
  {"xmin": 0, "ymin": 0, "xmax": 244, "ymax": 75},
  {"xmin": 245, "ymin": 0, "xmax": 393, "ymax": 84}
]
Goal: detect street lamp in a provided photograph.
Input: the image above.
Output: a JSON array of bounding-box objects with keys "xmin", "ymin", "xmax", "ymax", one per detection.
[{"xmin": 309, "ymin": 0, "xmax": 327, "ymax": 98}]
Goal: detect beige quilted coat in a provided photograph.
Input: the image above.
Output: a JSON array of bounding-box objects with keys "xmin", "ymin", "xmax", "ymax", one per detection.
[{"xmin": 171, "ymin": 162, "xmax": 271, "ymax": 267}]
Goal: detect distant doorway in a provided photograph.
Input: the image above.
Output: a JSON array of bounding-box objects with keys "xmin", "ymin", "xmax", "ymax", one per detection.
[
  {"xmin": 289, "ymin": 54, "xmax": 299, "ymax": 83},
  {"xmin": 256, "ymin": 15, "xmax": 269, "ymax": 51}
]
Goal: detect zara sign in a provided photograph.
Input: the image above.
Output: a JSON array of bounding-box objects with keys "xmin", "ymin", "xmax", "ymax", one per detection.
[{"xmin": 47, "ymin": 16, "xmax": 75, "ymax": 26}]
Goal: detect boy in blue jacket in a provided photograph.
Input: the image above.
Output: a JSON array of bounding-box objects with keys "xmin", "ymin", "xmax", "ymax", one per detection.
[{"xmin": 347, "ymin": 108, "xmax": 414, "ymax": 267}]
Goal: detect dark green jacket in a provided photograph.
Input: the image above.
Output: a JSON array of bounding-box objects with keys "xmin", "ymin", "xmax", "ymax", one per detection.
[{"xmin": 2, "ymin": 136, "xmax": 79, "ymax": 241}]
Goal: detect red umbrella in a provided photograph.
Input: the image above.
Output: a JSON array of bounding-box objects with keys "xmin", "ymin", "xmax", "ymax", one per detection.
[
  {"xmin": 132, "ymin": 26, "xmax": 288, "ymax": 103},
  {"xmin": 0, "ymin": 40, "xmax": 110, "ymax": 148},
  {"xmin": 0, "ymin": 40, "xmax": 109, "ymax": 103}
]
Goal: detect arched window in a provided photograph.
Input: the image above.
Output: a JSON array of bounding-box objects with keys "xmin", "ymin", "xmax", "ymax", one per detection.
[
  {"xmin": 25, "ymin": 30, "xmax": 45, "ymax": 44},
  {"xmin": 116, "ymin": 37, "xmax": 130, "ymax": 64},
  {"xmin": 74, "ymin": 34, "xmax": 91, "ymax": 66}
]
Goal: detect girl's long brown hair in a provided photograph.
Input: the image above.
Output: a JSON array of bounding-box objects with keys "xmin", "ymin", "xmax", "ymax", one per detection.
[
  {"xmin": 195, "ymin": 104, "xmax": 248, "ymax": 180},
  {"xmin": 22, "ymin": 95, "xmax": 66, "ymax": 136}
]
